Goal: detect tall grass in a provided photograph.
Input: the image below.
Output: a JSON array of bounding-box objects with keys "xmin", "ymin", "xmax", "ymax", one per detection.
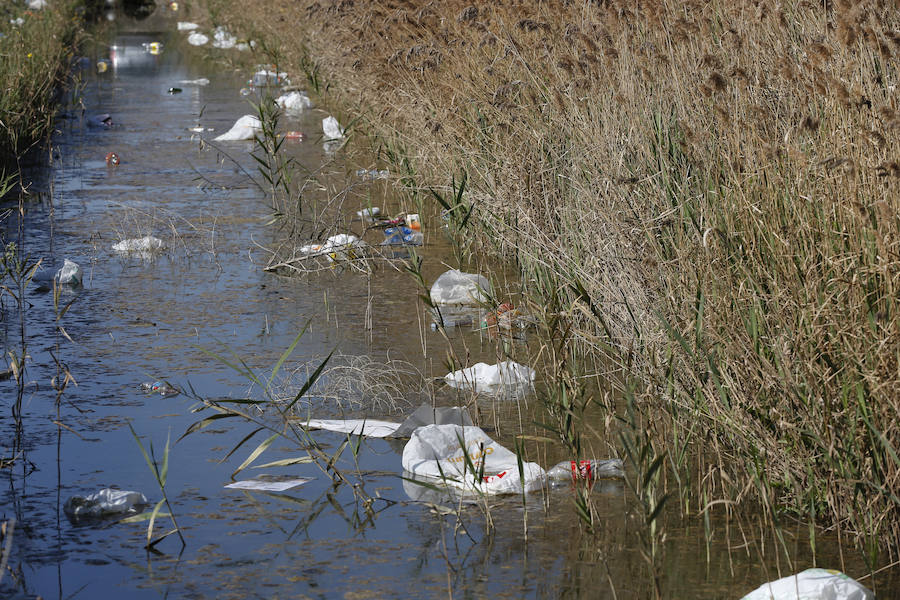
[{"xmin": 211, "ymin": 0, "xmax": 900, "ymax": 556}]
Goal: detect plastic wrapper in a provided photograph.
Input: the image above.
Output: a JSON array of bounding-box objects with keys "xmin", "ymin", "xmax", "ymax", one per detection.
[
  {"xmin": 214, "ymin": 115, "xmax": 261, "ymax": 141},
  {"xmin": 64, "ymin": 488, "xmax": 148, "ymax": 520},
  {"xmin": 429, "ymin": 269, "xmax": 490, "ymax": 305}
]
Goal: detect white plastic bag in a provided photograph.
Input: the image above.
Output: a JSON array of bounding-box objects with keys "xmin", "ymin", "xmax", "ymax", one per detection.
[
  {"xmin": 177, "ymin": 21, "xmax": 199, "ymax": 31},
  {"xmin": 214, "ymin": 115, "xmax": 261, "ymax": 141},
  {"xmin": 56, "ymin": 258, "xmax": 82, "ymax": 286},
  {"xmin": 322, "ymin": 116, "xmax": 344, "ymax": 140},
  {"xmin": 212, "ymin": 26, "xmax": 236, "ymax": 49},
  {"xmin": 740, "ymin": 568, "xmax": 874, "ymax": 600},
  {"xmin": 322, "ymin": 234, "xmax": 367, "ymax": 262},
  {"xmin": 429, "ymin": 269, "xmax": 490, "ymax": 305},
  {"xmin": 187, "ymin": 32, "xmax": 209, "ymax": 46},
  {"xmin": 112, "ymin": 236, "xmax": 165, "ymax": 255},
  {"xmin": 444, "ymin": 360, "xmax": 535, "ymax": 393},
  {"xmin": 64, "ymin": 488, "xmax": 148, "ymax": 519},
  {"xmin": 276, "ymin": 91, "xmax": 313, "ymax": 113},
  {"xmin": 402, "ymin": 424, "xmax": 546, "ymax": 495}
]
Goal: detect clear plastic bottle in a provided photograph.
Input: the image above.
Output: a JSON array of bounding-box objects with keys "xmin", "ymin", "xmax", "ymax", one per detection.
[{"xmin": 546, "ymin": 459, "xmax": 624, "ymax": 482}]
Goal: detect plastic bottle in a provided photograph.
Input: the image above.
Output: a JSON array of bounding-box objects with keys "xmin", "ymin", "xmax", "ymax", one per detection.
[{"xmin": 546, "ymin": 459, "xmax": 624, "ymax": 482}]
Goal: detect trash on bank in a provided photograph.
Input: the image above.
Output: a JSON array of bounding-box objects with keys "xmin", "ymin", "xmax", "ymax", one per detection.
[
  {"xmin": 356, "ymin": 168, "xmax": 389, "ymax": 181},
  {"xmin": 740, "ymin": 569, "xmax": 874, "ymax": 600},
  {"xmin": 443, "ymin": 360, "xmax": 535, "ymax": 393},
  {"xmin": 225, "ymin": 477, "xmax": 313, "ymax": 492},
  {"xmin": 64, "ymin": 488, "xmax": 148, "ymax": 520},
  {"xmin": 322, "ymin": 116, "xmax": 345, "ymax": 140},
  {"xmin": 27, "ymin": 0, "xmax": 48, "ymax": 9},
  {"xmin": 302, "ymin": 403, "xmax": 474, "ymax": 439},
  {"xmin": 429, "ymin": 269, "xmax": 491, "ymax": 306},
  {"xmin": 179, "ymin": 77, "xmax": 209, "ymax": 86},
  {"xmin": 481, "ymin": 302, "xmax": 530, "ymax": 331},
  {"xmin": 105, "ymin": 151, "xmax": 120, "ymax": 166},
  {"xmin": 323, "ymin": 234, "xmax": 367, "ymax": 262},
  {"xmin": 211, "ymin": 26, "xmax": 237, "ymax": 49},
  {"xmin": 275, "ymin": 91, "xmax": 313, "ymax": 113},
  {"xmin": 112, "ymin": 236, "xmax": 165, "ymax": 255},
  {"xmin": 140, "ymin": 381, "xmax": 180, "ymax": 397},
  {"xmin": 187, "ymin": 32, "xmax": 208, "ymax": 46},
  {"xmin": 214, "ymin": 115, "xmax": 261, "ymax": 141},
  {"xmin": 177, "ymin": 21, "xmax": 199, "ymax": 31},
  {"xmin": 283, "ymin": 131, "xmax": 305, "ymax": 141},
  {"xmin": 403, "ymin": 424, "xmax": 547, "ymax": 495}
]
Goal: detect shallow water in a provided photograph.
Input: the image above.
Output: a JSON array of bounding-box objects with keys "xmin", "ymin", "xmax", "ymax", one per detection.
[{"xmin": 1, "ymin": 7, "xmax": 898, "ymax": 600}]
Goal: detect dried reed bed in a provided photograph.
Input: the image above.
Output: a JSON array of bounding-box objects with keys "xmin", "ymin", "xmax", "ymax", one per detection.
[{"xmin": 214, "ymin": 0, "xmax": 900, "ymax": 547}]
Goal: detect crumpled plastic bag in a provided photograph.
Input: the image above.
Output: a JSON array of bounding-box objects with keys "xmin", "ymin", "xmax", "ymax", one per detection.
[
  {"xmin": 322, "ymin": 116, "xmax": 344, "ymax": 140},
  {"xmin": 323, "ymin": 234, "xmax": 367, "ymax": 262},
  {"xmin": 214, "ymin": 115, "xmax": 261, "ymax": 141},
  {"xmin": 112, "ymin": 236, "xmax": 165, "ymax": 255},
  {"xmin": 187, "ymin": 32, "xmax": 208, "ymax": 46},
  {"xmin": 740, "ymin": 568, "xmax": 874, "ymax": 600},
  {"xmin": 429, "ymin": 269, "xmax": 490, "ymax": 305},
  {"xmin": 211, "ymin": 26, "xmax": 236, "ymax": 49},
  {"xmin": 276, "ymin": 91, "xmax": 313, "ymax": 113},
  {"xmin": 402, "ymin": 424, "xmax": 546, "ymax": 495},
  {"xmin": 444, "ymin": 360, "xmax": 535, "ymax": 393},
  {"xmin": 64, "ymin": 488, "xmax": 148, "ymax": 520}
]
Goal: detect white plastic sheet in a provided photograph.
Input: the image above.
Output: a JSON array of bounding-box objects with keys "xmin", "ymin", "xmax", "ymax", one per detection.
[
  {"xmin": 740, "ymin": 569, "xmax": 874, "ymax": 600},
  {"xmin": 304, "ymin": 419, "xmax": 400, "ymax": 438},
  {"xmin": 56, "ymin": 258, "xmax": 82, "ymax": 285},
  {"xmin": 402, "ymin": 424, "xmax": 546, "ymax": 495},
  {"xmin": 444, "ymin": 360, "xmax": 535, "ymax": 393},
  {"xmin": 214, "ymin": 115, "xmax": 261, "ymax": 141},
  {"xmin": 225, "ymin": 478, "xmax": 312, "ymax": 492},
  {"xmin": 276, "ymin": 91, "xmax": 313, "ymax": 113},
  {"xmin": 429, "ymin": 269, "xmax": 490, "ymax": 305},
  {"xmin": 322, "ymin": 116, "xmax": 344, "ymax": 140}
]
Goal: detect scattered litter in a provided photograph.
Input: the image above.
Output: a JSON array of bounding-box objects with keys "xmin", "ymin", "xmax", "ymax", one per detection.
[
  {"xmin": 187, "ymin": 32, "xmax": 209, "ymax": 46},
  {"xmin": 323, "ymin": 234, "xmax": 367, "ymax": 262},
  {"xmin": 283, "ymin": 131, "xmax": 305, "ymax": 141},
  {"xmin": 167, "ymin": 87, "xmax": 182, "ymax": 94},
  {"xmin": 380, "ymin": 226, "xmax": 423, "ymax": 246},
  {"xmin": 214, "ymin": 115, "xmax": 261, "ymax": 141},
  {"xmin": 177, "ymin": 21, "xmax": 199, "ymax": 31},
  {"xmin": 430, "ymin": 313, "xmax": 474, "ymax": 330},
  {"xmin": 481, "ymin": 302, "xmax": 528, "ymax": 331},
  {"xmin": 302, "ymin": 404, "xmax": 473, "ymax": 439},
  {"xmin": 740, "ymin": 569, "xmax": 874, "ymax": 600},
  {"xmin": 33, "ymin": 259, "xmax": 83, "ymax": 290},
  {"xmin": 187, "ymin": 126, "xmax": 213, "ymax": 133},
  {"xmin": 444, "ymin": 360, "xmax": 535, "ymax": 393},
  {"xmin": 235, "ymin": 41, "xmax": 252, "ymax": 52},
  {"xmin": 430, "ymin": 269, "xmax": 490, "ymax": 305},
  {"xmin": 225, "ymin": 478, "xmax": 313, "ymax": 492},
  {"xmin": 407, "ymin": 213, "xmax": 421, "ymax": 230},
  {"xmin": 356, "ymin": 168, "xmax": 390, "ymax": 181},
  {"xmin": 546, "ymin": 459, "xmax": 625, "ymax": 482},
  {"xmin": 87, "ymin": 114, "xmax": 113, "ymax": 128},
  {"xmin": 179, "ymin": 77, "xmax": 209, "ymax": 86},
  {"xmin": 299, "ymin": 243, "xmax": 325, "ymax": 257},
  {"xmin": 275, "ymin": 91, "xmax": 313, "ymax": 113},
  {"xmin": 112, "ymin": 236, "xmax": 165, "ymax": 255},
  {"xmin": 403, "ymin": 424, "xmax": 546, "ymax": 495},
  {"xmin": 142, "ymin": 41, "xmax": 163, "ymax": 55},
  {"xmin": 251, "ymin": 67, "xmax": 289, "ymax": 87},
  {"xmin": 64, "ymin": 488, "xmax": 148, "ymax": 520},
  {"xmin": 211, "ymin": 26, "xmax": 237, "ymax": 49},
  {"xmin": 322, "ymin": 116, "xmax": 345, "ymax": 140},
  {"xmin": 105, "ymin": 151, "xmax": 120, "ymax": 166},
  {"xmin": 140, "ymin": 381, "xmax": 179, "ymax": 397},
  {"xmin": 27, "ymin": 0, "xmax": 47, "ymax": 9},
  {"xmin": 239, "ymin": 87, "xmax": 253, "ymax": 96},
  {"xmin": 96, "ymin": 59, "xmax": 109, "ymax": 73},
  {"xmin": 356, "ymin": 207, "xmax": 381, "ymax": 219}
]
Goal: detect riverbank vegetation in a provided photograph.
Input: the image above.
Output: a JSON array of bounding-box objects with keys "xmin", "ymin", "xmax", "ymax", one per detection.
[
  {"xmin": 0, "ymin": 1, "xmax": 83, "ymax": 172},
  {"xmin": 206, "ymin": 0, "xmax": 900, "ymax": 560}
]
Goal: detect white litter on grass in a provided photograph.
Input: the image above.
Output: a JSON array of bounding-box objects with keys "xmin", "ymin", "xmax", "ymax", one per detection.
[
  {"xmin": 225, "ymin": 478, "xmax": 312, "ymax": 492},
  {"xmin": 63, "ymin": 488, "xmax": 148, "ymax": 519},
  {"xmin": 179, "ymin": 77, "xmax": 209, "ymax": 86},
  {"xmin": 402, "ymin": 424, "xmax": 546, "ymax": 496},
  {"xmin": 429, "ymin": 269, "xmax": 491, "ymax": 305},
  {"xmin": 27, "ymin": 0, "xmax": 47, "ymax": 9},
  {"xmin": 112, "ymin": 236, "xmax": 165, "ymax": 255},
  {"xmin": 214, "ymin": 115, "xmax": 261, "ymax": 141},
  {"xmin": 444, "ymin": 360, "xmax": 535, "ymax": 393},
  {"xmin": 740, "ymin": 569, "xmax": 874, "ymax": 600},
  {"xmin": 322, "ymin": 116, "xmax": 344, "ymax": 140},
  {"xmin": 275, "ymin": 91, "xmax": 313, "ymax": 113},
  {"xmin": 177, "ymin": 21, "xmax": 199, "ymax": 31},
  {"xmin": 211, "ymin": 26, "xmax": 236, "ymax": 49},
  {"xmin": 187, "ymin": 32, "xmax": 209, "ymax": 46}
]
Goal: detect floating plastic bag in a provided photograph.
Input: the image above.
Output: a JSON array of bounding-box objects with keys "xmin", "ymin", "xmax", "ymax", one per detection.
[
  {"xmin": 64, "ymin": 488, "xmax": 148, "ymax": 520},
  {"xmin": 303, "ymin": 403, "xmax": 473, "ymax": 439},
  {"xmin": 187, "ymin": 32, "xmax": 208, "ymax": 46},
  {"xmin": 55, "ymin": 259, "xmax": 83, "ymax": 286},
  {"xmin": 740, "ymin": 569, "xmax": 874, "ymax": 600},
  {"xmin": 275, "ymin": 91, "xmax": 313, "ymax": 113},
  {"xmin": 179, "ymin": 77, "xmax": 209, "ymax": 86},
  {"xmin": 252, "ymin": 68, "xmax": 289, "ymax": 87},
  {"xmin": 322, "ymin": 116, "xmax": 344, "ymax": 140},
  {"xmin": 177, "ymin": 21, "xmax": 198, "ymax": 31},
  {"xmin": 214, "ymin": 115, "xmax": 261, "ymax": 141},
  {"xmin": 356, "ymin": 207, "xmax": 381, "ymax": 220},
  {"xmin": 402, "ymin": 424, "xmax": 546, "ymax": 495},
  {"xmin": 444, "ymin": 360, "xmax": 535, "ymax": 393},
  {"xmin": 112, "ymin": 236, "xmax": 165, "ymax": 255},
  {"xmin": 27, "ymin": 0, "xmax": 47, "ymax": 9},
  {"xmin": 211, "ymin": 26, "xmax": 236, "ymax": 49},
  {"xmin": 429, "ymin": 269, "xmax": 490, "ymax": 305},
  {"xmin": 323, "ymin": 233, "xmax": 367, "ymax": 262}
]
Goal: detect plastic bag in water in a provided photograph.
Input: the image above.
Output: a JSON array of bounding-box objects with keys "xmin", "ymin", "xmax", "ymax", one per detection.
[
  {"xmin": 429, "ymin": 269, "xmax": 491, "ymax": 305},
  {"xmin": 64, "ymin": 488, "xmax": 148, "ymax": 520},
  {"xmin": 214, "ymin": 115, "xmax": 261, "ymax": 141},
  {"xmin": 322, "ymin": 116, "xmax": 344, "ymax": 140},
  {"xmin": 275, "ymin": 91, "xmax": 313, "ymax": 113},
  {"xmin": 740, "ymin": 568, "xmax": 874, "ymax": 600},
  {"xmin": 443, "ymin": 360, "xmax": 535, "ymax": 393}
]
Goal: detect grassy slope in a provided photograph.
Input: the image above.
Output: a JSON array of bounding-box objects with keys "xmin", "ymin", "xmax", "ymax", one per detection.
[
  {"xmin": 211, "ymin": 0, "xmax": 900, "ymax": 548},
  {"xmin": 0, "ymin": 1, "xmax": 82, "ymax": 170}
]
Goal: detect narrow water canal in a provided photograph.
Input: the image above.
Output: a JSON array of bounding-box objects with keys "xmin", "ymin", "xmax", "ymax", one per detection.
[{"xmin": 1, "ymin": 5, "xmax": 895, "ymax": 600}]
